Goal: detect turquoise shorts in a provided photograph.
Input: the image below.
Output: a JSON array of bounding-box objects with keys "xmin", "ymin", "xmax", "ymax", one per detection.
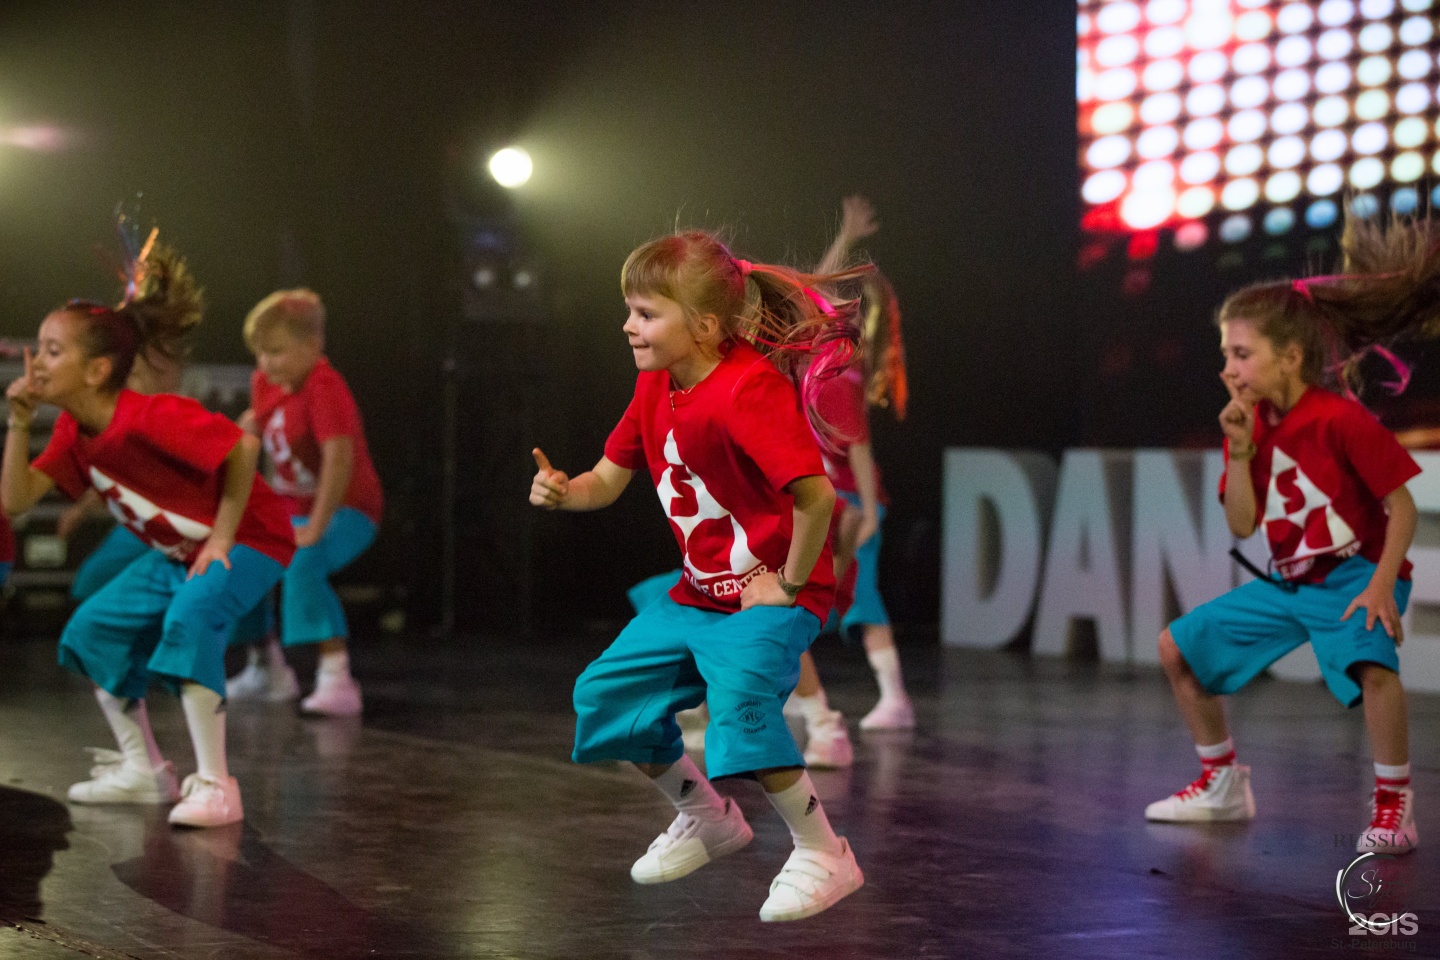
[
  {"xmin": 59, "ymin": 545, "xmax": 286, "ymax": 699},
  {"xmin": 71, "ymin": 526, "xmax": 149, "ymax": 602},
  {"xmin": 1168, "ymin": 556, "xmax": 1408, "ymax": 708},
  {"xmin": 837, "ymin": 491, "xmax": 890, "ymax": 643},
  {"xmin": 280, "ymin": 508, "xmax": 376, "ymax": 646},
  {"xmin": 573, "ymin": 596, "xmax": 820, "ymax": 779}
]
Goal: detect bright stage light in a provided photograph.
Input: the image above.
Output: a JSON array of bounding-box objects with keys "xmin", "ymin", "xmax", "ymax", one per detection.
[
  {"xmin": 487, "ymin": 147, "xmax": 533, "ymax": 188},
  {"xmin": 1079, "ymin": 0, "xmax": 1440, "ymax": 254}
]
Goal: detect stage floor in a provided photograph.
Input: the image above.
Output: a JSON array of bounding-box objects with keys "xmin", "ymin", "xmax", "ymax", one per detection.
[{"xmin": 0, "ymin": 631, "xmax": 1436, "ymax": 959}]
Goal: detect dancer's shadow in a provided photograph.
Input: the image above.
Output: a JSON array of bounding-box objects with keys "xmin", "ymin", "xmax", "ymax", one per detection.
[
  {"xmin": 0, "ymin": 786, "xmax": 72, "ymax": 923},
  {"xmin": 114, "ymin": 814, "xmax": 437, "ymax": 959}
]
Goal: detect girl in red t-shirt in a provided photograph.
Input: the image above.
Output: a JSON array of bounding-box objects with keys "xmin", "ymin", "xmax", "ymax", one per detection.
[
  {"xmin": 529, "ymin": 232, "xmax": 869, "ymax": 922},
  {"xmin": 1148, "ymin": 212, "xmax": 1440, "ymax": 856},
  {"xmin": 785, "ymin": 197, "xmax": 916, "ymax": 772},
  {"xmin": 2, "ymin": 244, "xmax": 293, "ymax": 830},
  {"xmin": 227, "ymin": 289, "xmax": 382, "ymax": 717}
]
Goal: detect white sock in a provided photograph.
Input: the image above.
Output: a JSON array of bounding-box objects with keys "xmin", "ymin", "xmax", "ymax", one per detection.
[
  {"xmin": 650, "ymin": 756, "xmax": 726, "ymax": 818},
  {"xmin": 263, "ymin": 635, "xmax": 288, "ymax": 670},
  {"xmin": 792, "ymin": 690, "xmax": 830, "ymax": 725},
  {"xmin": 180, "ymin": 684, "xmax": 229, "ymax": 780},
  {"xmin": 94, "ymin": 688, "xmax": 165, "ymax": 769},
  {"xmin": 317, "ymin": 649, "xmax": 351, "ymax": 678},
  {"xmin": 1196, "ymin": 738, "xmax": 1236, "ymax": 766},
  {"xmin": 866, "ymin": 646, "xmax": 907, "ymax": 702},
  {"xmin": 1375, "ymin": 762, "xmax": 1411, "ymax": 788},
  {"xmin": 766, "ymin": 772, "xmax": 842, "ymax": 854}
]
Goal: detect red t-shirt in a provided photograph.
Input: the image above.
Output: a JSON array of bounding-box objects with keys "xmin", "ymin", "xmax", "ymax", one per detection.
[
  {"xmin": 0, "ymin": 513, "xmax": 13, "ymax": 564},
  {"xmin": 1219, "ymin": 386, "xmax": 1420, "ymax": 583},
  {"xmin": 604, "ymin": 340, "xmax": 836, "ymax": 620},
  {"xmin": 34, "ymin": 391, "xmax": 296, "ymax": 567},
  {"xmin": 250, "ymin": 358, "xmax": 384, "ymax": 523},
  {"xmin": 808, "ymin": 367, "xmax": 887, "ymax": 503}
]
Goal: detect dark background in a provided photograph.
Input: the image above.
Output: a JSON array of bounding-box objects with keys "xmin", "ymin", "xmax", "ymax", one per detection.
[{"xmin": 1, "ymin": 1, "xmax": 1395, "ymax": 633}]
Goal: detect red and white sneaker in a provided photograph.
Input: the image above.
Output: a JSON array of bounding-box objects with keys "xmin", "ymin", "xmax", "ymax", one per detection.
[
  {"xmin": 1145, "ymin": 764, "xmax": 1255, "ymax": 822},
  {"xmin": 1357, "ymin": 787, "xmax": 1418, "ymax": 855}
]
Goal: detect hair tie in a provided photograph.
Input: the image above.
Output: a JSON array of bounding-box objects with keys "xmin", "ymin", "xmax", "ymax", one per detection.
[{"xmin": 734, "ymin": 258, "xmax": 753, "ymax": 278}]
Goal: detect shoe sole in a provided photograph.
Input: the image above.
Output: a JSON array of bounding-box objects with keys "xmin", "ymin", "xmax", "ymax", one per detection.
[
  {"xmin": 760, "ymin": 866, "xmax": 865, "ymax": 922},
  {"xmin": 1145, "ymin": 806, "xmax": 1255, "ymax": 822},
  {"xmin": 169, "ymin": 811, "xmax": 244, "ymax": 828},
  {"xmin": 631, "ymin": 823, "xmax": 755, "ymax": 885},
  {"xmin": 68, "ymin": 791, "xmax": 180, "ymax": 805}
]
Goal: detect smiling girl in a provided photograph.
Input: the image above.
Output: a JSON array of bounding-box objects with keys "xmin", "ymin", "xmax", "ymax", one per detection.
[
  {"xmin": 530, "ymin": 232, "xmax": 870, "ymax": 921},
  {"xmin": 1146, "ymin": 213, "xmax": 1440, "ymax": 855},
  {"xmin": 2, "ymin": 245, "xmax": 294, "ymax": 828}
]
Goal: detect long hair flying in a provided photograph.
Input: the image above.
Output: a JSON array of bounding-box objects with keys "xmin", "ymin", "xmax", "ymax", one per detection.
[{"xmin": 1218, "ymin": 211, "xmax": 1440, "ymax": 397}]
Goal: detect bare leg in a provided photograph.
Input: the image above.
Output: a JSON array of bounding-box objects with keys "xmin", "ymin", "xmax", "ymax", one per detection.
[
  {"xmin": 1358, "ymin": 664, "xmax": 1409, "ymax": 766},
  {"xmin": 794, "ymin": 650, "xmax": 822, "ymax": 698},
  {"xmin": 1158, "ymin": 628, "xmax": 1229, "ymax": 746},
  {"xmin": 861, "ymin": 624, "xmax": 895, "ymax": 656}
]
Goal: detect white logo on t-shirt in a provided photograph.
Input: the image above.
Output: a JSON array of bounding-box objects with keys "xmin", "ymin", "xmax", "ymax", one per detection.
[
  {"xmin": 655, "ymin": 430, "xmax": 762, "ymax": 584},
  {"xmin": 263, "ymin": 408, "xmax": 317, "ymax": 497},
  {"xmin": 90, "ymin": 467, "xmax": 212, "ymax": 561},
  {"xmin": 1262, "ymin": 447, "xmax": 1358, "ymax": 576}
]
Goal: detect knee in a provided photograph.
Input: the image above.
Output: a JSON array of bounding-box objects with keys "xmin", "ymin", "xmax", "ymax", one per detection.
[
  {"xmin": 1357, "ymin": 662, "xmax": 1401, "ymax": 693},
  {"xmin": 1158, "ymin": 628, "xmax": 1187, "ymax": 675}
]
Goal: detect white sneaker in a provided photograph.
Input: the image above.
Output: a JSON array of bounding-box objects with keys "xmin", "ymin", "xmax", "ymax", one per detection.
[
  {"xmin": 1145, "ymin": 764, "xmax": 1256, "ymax": 822},
  {"xmin": 1358, "ymin": 787, "xmax": 1419, "ymax": 855},
  {"xmin": 68, "ymin": 751, "xmax": 180, "ymax": 804},
  {"xmin": 803, "ymin": 710, "xmax": 854, "ymax": 769},
  {"xmin": 859, "ymin": 696, "xmax": 915, "ymax": 731},
  {"xmin": 226, "ymin": 661, "xmax": 301, "ymax": 702},
  {"xmin": 168, "ymin": 773, "xmax": 243, "ymax": 828},
  {"xmin": 301, "ymin": 671, "xmax": 363, "ymax": 717},
  {"xmin": 630, "ymin": 797, "xmax": 753, "ymax": 884},
  {"xmin": 759, "ymin": 838, "xmax": 864, "ymax": 922}
]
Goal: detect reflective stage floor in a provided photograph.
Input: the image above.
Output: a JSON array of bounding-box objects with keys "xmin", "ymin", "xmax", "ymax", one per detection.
[{"xmin": 0, "ymin": 631, "xmax": 1436, "ymax": 959}]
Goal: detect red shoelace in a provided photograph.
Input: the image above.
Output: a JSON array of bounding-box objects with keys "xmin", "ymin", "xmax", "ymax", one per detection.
[
  {"xmin": 1176, "ymin": 766, "xmax": 1222, "ymax": 800},
  {"xmin": 1370, "ymin": 789, "xmax": 1406, "ymax": 831}
]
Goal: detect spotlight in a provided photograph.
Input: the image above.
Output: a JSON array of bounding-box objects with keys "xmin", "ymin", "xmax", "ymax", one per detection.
[{"xmin": 487, "ymin": 147, "xmax": 533, "ymax": 189}]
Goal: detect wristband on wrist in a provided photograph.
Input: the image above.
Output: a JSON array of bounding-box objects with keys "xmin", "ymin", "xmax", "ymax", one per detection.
[
  {"xmin": 776, "ymin": 566, "xmax": 805, "ymax": 600},
  {"xmin": 7, "ymin": 417, "xmax": 31, "ymax": 431},
  {"xmin": 1229, "ymin": 441, "xmax": 1257, "ymax": 462}
]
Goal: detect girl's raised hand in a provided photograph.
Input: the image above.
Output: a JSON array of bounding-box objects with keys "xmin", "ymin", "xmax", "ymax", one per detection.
[
  {"xmin": 1218, "ymin": 373, "xmax": 1254, "ymax": 447},
  {"xmin": 7, "ymin": 347, "xmax": 39, "ymax": 426},
  {"xmin": 840, "ymin": 195, "xmax": 879, "ymax": 243},
  {"xmin": 530, "ymin": 448, "xmax": 570, "ymax": 509}
]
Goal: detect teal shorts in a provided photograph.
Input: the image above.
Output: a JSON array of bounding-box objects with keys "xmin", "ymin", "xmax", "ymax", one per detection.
[
  {"xmin": 1169, "ymin": 556, "xmax": 1408, "ymax": 708},
  {"xmin": 573, "ymin": 596, "xmax": 819, "ymax": 779},
  {"xmin": 59, "ymin": 545, "xmax": 286, "ymax": 699}
]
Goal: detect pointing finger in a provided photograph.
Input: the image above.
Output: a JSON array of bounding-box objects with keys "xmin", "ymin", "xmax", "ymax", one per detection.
[
  {"xmin": 1219, "ymin": 372, "xmax": 1242, "ymax": 402},
  {"xmin": 532, "ymin": 448, "xmax": 553, "ymax": 473},
  {"xmin": 23, "ymin": 346, "xmax": 32, "ymax": 381}
]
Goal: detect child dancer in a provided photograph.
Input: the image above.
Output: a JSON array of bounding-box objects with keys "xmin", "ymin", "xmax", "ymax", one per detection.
[
  {"xmin": 1, "ymin": 244, "xmax": 294, "ymax": 827},
  {"xmin": 530, "ymin": 232, "xmax": 866, "ymax": 921},
  {"xmin": 59, "ymin": 349, "xmax": 185, "ymax": 602},
  {"xmin": 227, "ymin": 290, "xmax": 383, "ymax": 717},
  {"xmin": 803, "ymin": 195, "xmax": 914, "ymax": 731},
  {"xmin": 1146, "ymin": 212, "xmax": 1440, "ymax": 854}
]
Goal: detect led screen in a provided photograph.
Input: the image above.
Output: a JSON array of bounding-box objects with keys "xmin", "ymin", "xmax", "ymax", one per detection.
[{"xmin": 1078, "ymin": 0, "xmax": 1440, "ymax": 255}]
